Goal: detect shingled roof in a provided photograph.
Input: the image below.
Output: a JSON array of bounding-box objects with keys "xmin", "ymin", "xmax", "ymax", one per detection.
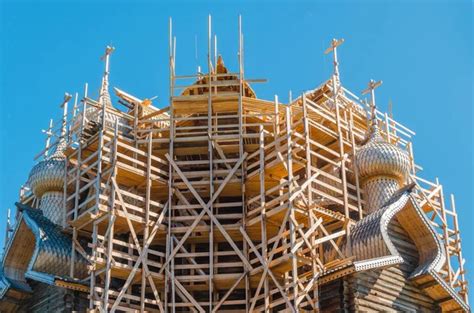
[
  {"xmin": 0, "ymin": 203, "xmax": 87, "ymax": 300},
  {"xmin": 348, "ymin": 184, "xmax": 469, "ymax": 311}
]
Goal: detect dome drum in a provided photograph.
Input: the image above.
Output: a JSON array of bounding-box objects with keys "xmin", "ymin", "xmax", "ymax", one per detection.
[{"xmin": 39, "ymin": 191, "xmax": 72, "ymax": 225}]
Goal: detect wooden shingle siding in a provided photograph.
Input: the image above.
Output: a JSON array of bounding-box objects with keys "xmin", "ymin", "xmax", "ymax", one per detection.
[{"xmin": 347, "ymin": 219, "xmax": 440, "ymax": 312}]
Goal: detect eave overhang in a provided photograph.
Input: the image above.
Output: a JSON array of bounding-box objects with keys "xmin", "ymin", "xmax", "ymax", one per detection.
[
  {"xmin": 0, "ymin": 203, "xmax": 88, "ymax": 302},
  {"xmin": 348, "ymin": 184, "xmax": 469, "ymax": 312}
]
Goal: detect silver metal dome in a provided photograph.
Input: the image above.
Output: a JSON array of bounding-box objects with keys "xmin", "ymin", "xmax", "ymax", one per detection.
[
  {"xmin": 28, "ymin": 138, "xmax": 67, "ymax": 198},
  {"xmin": 356, "ymin": 124, "xmax": 410, "ymax": 182}
]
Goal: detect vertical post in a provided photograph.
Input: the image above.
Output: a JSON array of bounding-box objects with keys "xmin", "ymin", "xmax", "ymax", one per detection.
[
  {"xmin": 100, "ymin": 87, "xmax": 107, "ymax": 130},
  {"xmin": 166, "ymin": 16, "xmax": 175, "ymax": 313},
  {"xmin": 72, "ymin": 92, "xmax": 79, "ymax": 117},
  {"xmin": 388, "ymin": 100, "xmax": 397, "ymax": 139},
  {"xmin": 103, "ymin": 121, "xmax": 118, "ymax": 310},
  {"xmin": 329, "ymin": 42, "xmax": 350, "ymax": 249},
  {"xmin": 133, "ymin": 99, "xmax": 139, "ymax": 169},
  {"xmin": 82, "ymin": 83, "xmax": 89, "ymax": 130},
  {"xmin": 207, "ymin": 14, "xmax": 215, "ymax": 312},
  {"xmin": 95, "ymin": 63, "xmax": 108, "ymax": 310},
  {"xmin": 68, "ymin": 92, "xmax": 78, "ymax": 142},
  {"xmin": 450, "ymin": 194, "xmax": 468, "ymax": 303},
  {"xmin": 127, "ymin": 234, "xmax": 133, "ymax": 306},
  {"xmin": 70, "ymin": 83, "xmax": 88, "ymax": 278},
  {"xmin": 274, "ymin": 95, "xmax": 280, "ymax": 137},
  {"xmin": 238, "ymin": 14, "xmax": 244, "ymax": 112},
  {"xmin": 61, "ymin": 93, "xmax": 71, "ymax": 229},
  {"xmin": 408, "ymin": 142, "xmax": 416, "ymax": 176},
  {"xmin": 61, "ymin": 93, "xmax": 70, "ymax": 132},
  {"xmin": 63, "ymin": 143, "xmax": 69, "ymax": 228},
  {"xmin": 90, "ymin": 228, "xmax": 98, "ymax": 309},
  {"xmin": 286, "ymin": 106, "xmax": 298, "ymax": 308},
  {"xmin": 214, "ymin": 34, "xmax": 218, "ymax": 70},
  {"xmin": 302, "ymin": 95, "xmax": 312, "ymax": 204},
  {"xmin": 141, "ymin": 132, "xmax": 153, "ymax": 311},
  {"xmin": 90, "ymin": 88, "xmax": 106, "ymax": 310},
  {"xmin": 302, "ymin": 95, "xmax": 319, "ymax": 306},
  {"xmin": 239, "ymin": 15, "xmax": 245, "ymax": 81},
  {"xmin": 349, "ymin": 110, "xmax": 363, "ymax": 219},
  {"xmin": 238, "ymin": 14, "xmax": 250, "ymax": 310},
  {"xmin": 436, "ymin": 178, "xmax": 452, "ymax": 284},
  {"xmin": 259, "ymin": 125, "xmax": 269, "ymax": 312},
  {"xmin": 173, "ymin": 36, "xmax": 176, "ymax": 70},
  {"xmin": 170, "ymin": 233, "xmax": 175, "ymax": 313},
  {"xmin": 384, "ymin": 112, "xmax": 391, "ymax": 142},
  {"xmin": 241, "ymin": 33, "xmax": 245, "ymax": 76}
]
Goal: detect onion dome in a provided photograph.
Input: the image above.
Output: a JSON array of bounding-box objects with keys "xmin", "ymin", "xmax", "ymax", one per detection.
[
  {"xmin": 356, "ymin": 124, "xmax": 410, "ymax": 183},
  {"xmin": 27, "ymin": 138, "xmax": 67, "ymax": 198}
]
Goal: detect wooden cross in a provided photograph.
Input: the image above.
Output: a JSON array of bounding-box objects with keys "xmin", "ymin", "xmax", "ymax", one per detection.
[
  {"xmin": 362, "ymin": 79, "xmax": 383, "ymax": 121},
  {"xmin": 100, "ymin": 45, "xmax": 115, "ymax": 68},
  {"xmin": 324, "ymin": 38, "xmax": 344, "ymax": 77},
  {"xmin": 100, "ymin": 45, "xmax": 115, "ymax": 90}
]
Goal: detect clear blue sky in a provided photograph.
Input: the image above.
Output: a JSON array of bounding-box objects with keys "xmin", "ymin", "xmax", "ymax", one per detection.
[{"xmin": 1, "ymin": 0, "xmax": 472, "ymax": 301}]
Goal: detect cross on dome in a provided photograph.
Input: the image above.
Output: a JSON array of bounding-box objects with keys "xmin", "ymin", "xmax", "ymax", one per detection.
[
  {"xmin": 362, "ymin": 79, "xmax": 383, "ymax": 126},
  {"xmin": 324, "ymin": 38, "xmax": 344, "ymax": 79},
  {"xmin": 99, "ymin": 45, "xmax": 115, "ymax": 108}
]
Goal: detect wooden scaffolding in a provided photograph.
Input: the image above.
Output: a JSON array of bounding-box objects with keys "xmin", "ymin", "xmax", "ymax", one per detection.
[{"xmin": 17, "ymin": 16, "xmax": 469, "ymax": 312}]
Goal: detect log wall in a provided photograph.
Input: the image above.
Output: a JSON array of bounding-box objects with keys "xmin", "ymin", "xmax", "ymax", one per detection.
[{"xmin": 18, "ymin": 283, "xmax": 87, "ymax": 313}]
